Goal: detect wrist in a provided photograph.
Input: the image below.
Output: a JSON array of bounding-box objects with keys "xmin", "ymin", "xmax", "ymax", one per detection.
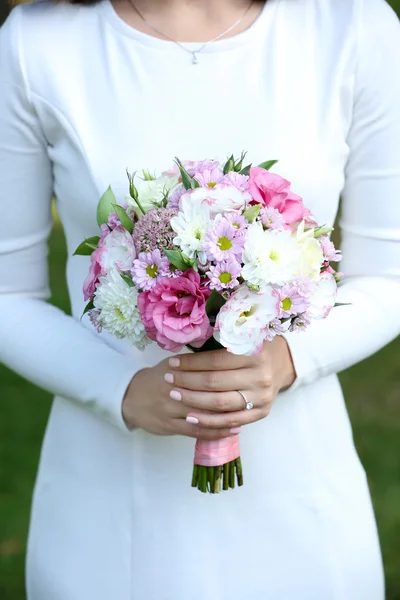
[{"xmin": 274, "ymin": 336, "xmax": 296, "ymax": 392}]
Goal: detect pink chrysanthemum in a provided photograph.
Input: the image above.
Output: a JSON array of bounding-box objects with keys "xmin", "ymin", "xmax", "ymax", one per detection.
[
  {"xmin": 264, "ymin": 318, "xmax": 288, "ymax": 342},
  {"xmin": 289, "ymin": 312, "xmax": 312, "ymax": 333},
  {"xmin": 292, "ymin": 275, "xmax": 317, "ymax": 298},
  {"xmin": 133, "ymin": 207, "xmax": 178, "ymax": 254},
  {"xmin": 207, "ymin": 258, "xmax": 242, "ymax": 291},
  {"xmin": 259, "ymin": 206, "xmax": 286, "ymax": 231},
  {"xmin": 223, "ymin": 211, "xmax": 248, "ymax": 236},
  {"xmin": 319, "ymin": 235, "xmax": 342, "ymax": 263},
  {"xmin": 205, "ymin": 218, "xmax": 244, "ymax": 262},
  {"xmin": 221, "ymin": 171, "xmax": 250, "ymax": 193},
  {"xmin": 88, "ymin": 309, "xmax": 103, "ymax": 333},
  {"xmin": 167, "ymin": 184, "xmax": 185, "ymax": 210},
  {"xmin": 160, "ymin": 262, "xmax": 184, "ymax": 279},
  {"xmin": 273, "ymin": 283, "xmax": 311, "ymax": 318},
  {"xmin": 132, "ymin": 249, "xmax": 169, "ymax": 291},
  {"xmin": 194, "ymin": 167, "xmax": 224, "ymax": 189}
]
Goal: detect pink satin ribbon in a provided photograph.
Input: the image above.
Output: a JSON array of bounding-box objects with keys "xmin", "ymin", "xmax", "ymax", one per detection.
[{"xmin": 194, "ymin": 435, "xmax": 240, "ymax": 467}]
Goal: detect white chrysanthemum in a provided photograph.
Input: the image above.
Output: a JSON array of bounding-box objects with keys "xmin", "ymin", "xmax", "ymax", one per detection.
[
  {"xmin": 180, "ymin": 185, "xmax": 250, "ymax": 216},
  {"xmin": 126, "ymin": 174, "xmax": 179, "ymax": 214},
  {"xmin": 296, "ymin": 221, "xmax": 324, "ymax": 279},
  {"xmin": 94, "ymin": 269, "xmax": 149, "ymax": 350},
  {"xmin": 215, "ymin": 286, "xmax": 279, "ymax": 355},
  {"xmin": 242, "ymin": 221, "xmax": 302, "ymax": 287},
  {"xmin": 170, "ymin": 195, "xmax": 211, "ymax": 264}
]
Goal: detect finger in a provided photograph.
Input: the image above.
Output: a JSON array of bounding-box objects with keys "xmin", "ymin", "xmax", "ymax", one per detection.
[
  {"xmin": 171, "ymin": 419, "xmax": 238, "ymax": 441},
  {"xmin": 168, "ymin": 349, "xmax": 256, "ymax": 372},
  {"xmin": 165, "ymin": 368, "xmax": 256, "ymax": 393},
  {"xmin": 186, "ymin": 408, "xmax": 265, "ymax": 430},
  {"xmin": 168, "ymin": 388, "xmax": 253, "ymax": 412}
]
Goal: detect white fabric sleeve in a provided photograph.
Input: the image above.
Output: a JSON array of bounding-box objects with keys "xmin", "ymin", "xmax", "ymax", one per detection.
[
  {"xmin": 283, "ymin": 0, "xmax": 400, "ymax": 390},
  {"xmin": 0, "ymin": 7, "xmax": 138, "ymax": 433}
]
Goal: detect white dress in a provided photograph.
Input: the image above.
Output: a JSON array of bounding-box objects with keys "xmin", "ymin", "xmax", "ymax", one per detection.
[{"xmin": 1, "ymin": 0, "xmax": 400, "ymax": 598}]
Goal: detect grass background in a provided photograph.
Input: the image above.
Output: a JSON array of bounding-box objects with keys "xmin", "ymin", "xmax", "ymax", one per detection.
[{"xmin": 1, "ymin": 1, "xmax": 400, "ymax": 598}]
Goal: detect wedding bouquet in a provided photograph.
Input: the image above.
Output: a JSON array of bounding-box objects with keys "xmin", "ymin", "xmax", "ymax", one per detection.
[{"xmin": 75, "ymin": 153, "xmax": 343, "ymax": 493}]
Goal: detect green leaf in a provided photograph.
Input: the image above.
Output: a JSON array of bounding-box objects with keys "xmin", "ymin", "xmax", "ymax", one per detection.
[
  {"xmin": 174, "ymin": 157, "xmax": 196, "ymax": 191},
  {"xmin": 240, "ymin": 163, "xmax": 253, "ymax": 176},
  {"xmin": 206, "ymin": 290, "xmax": 226, "ymax": 322},
  {"xmin": 73, "ymin": 236, "xmax": 101, "ymax": 256},
  {"xmin": 334, "ymin": 302, "xmax": 351, "ymax": 308},
  {"xmin": 243, "ymin": 203, "xmax": 261, "ymax": 223},
  {"xmin": 142, "ymin": 169, "xmax": 156, "ymax": 181},
  {"xmin": 234, "ymin": 151, "xmax": 247, "ymax": 173},
  {"xmin": 82, "ymin": 298, "xmax": 94, "ymax": 318},
  {"xmin": 164, "ymin": 249, "xmax": 191, "ymax": 271},
  {"xmin": 112, "ymin": 204, "xmax": 134, "ymax": 234},
  {"xmin": 314, "ymin": 226, "xmax": 334, "ymax": 238},
  {"xmin": 223, "ymin": 155, "xmax": 235, "ymax": 175},
  {"xmin": 96, "ymin": 186, "xmax": 117, "ymax": 227},
  {"xmin": 120, "ymin": 273, "xmax": 135, "ymax": 287},
  {"xmin": 258, "ymin": 159, "xmax": 278, "ymax": 171}
]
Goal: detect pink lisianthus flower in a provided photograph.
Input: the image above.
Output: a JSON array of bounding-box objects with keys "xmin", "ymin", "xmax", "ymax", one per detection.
[
  {"xmin": 307, "ymin": 272, "xmax": 337, "ymax": 320},
  {"xmin": 207, "ymin": 258, "xmax": 242, "ymax": 291},
  {"xmin": 97, "ymin": 225, "xmax": 136, "ymax": 272},
  {"xmin": 107, "ymin": 212, "xmax": 121, "ymax": 229},
  {"xmin": 248, "ymin": 167, "xmax": 310, "ymax": 226},
  {"xmin": 83, "ymin": 248, "xmax": 102, "ymax": 301},
  {"xmin": 131, "ymin": 249, "xmax": 169, "ymax": 291},
  {"xmin": 319, "ymin": 235, "xmax": 342, "ymax": 263},
  {"xmin": 273, "ymin": 283, "xmax": 311, "ymax": 318},
  {"xmin": 138, "ymin": 269, "xmax": 212, "ymax": 351},
  {"xmin": 204, "ymin": 217, "xmax": 245, "ymax": 262}
]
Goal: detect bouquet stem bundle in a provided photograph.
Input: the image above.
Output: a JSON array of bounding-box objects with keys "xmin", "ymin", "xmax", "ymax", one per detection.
[{"xmin": 191, "ymin": 458, "xmax": 243, "ymax": 493}]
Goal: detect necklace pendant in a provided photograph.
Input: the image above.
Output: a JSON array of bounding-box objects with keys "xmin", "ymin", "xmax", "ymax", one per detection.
[{"xmin": 192, "ymin": 52, "xmax": 199, "ymax": 65}]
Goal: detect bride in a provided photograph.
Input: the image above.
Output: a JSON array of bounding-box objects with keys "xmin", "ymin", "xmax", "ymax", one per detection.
[{"xmin": 0, "ymin": 0, "xmax": 399, "ymax": 598}]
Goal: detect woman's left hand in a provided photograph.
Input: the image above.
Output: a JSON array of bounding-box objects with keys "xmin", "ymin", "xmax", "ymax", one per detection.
[{"xmin": 164, "ymin": 336, "xmax": 296, "ymax": 432}]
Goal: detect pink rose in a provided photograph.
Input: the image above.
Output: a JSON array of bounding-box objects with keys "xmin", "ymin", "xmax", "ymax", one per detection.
[
  {"xmin": 83, "ymin": 249, "xmax": 102, "ymax": 301},
  {"xmin": 248, "ymin": 167, "xmax": 310, "ymax": 225},
  {"xmin": 138, "ymin": 269, "xmax": 213, "ymax": 351}
]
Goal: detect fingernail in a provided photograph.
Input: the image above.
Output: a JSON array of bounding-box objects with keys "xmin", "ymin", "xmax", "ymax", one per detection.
[
  {"xmin": 230, "ymin": 427, "xmax": 241, "ymax": 434},
  {"xmin": 186, "ymin": 416, "xmax": 199, "ymax": 425},
  {"xmin": 169, "ymin": 390, "xmax": 182, "ymax": 401},
  {"xmin": 169, "ymin": 357, "xmax": 180, "ymax": 368},
  {"xmin": 164, "ymin": 373, "xmax": 174, "ymax": 384}
]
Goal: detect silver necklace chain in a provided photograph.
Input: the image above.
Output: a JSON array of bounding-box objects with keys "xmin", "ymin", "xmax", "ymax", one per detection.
[{"xmin": 126, "ymin": 1, "xmax": 254, "ymax": 64}]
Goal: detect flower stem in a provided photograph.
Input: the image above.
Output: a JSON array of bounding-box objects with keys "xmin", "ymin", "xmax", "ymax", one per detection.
[
  {"xmin": 208, "ymin": 467, "xmax": 215, "ymax": 493},
  {"xmin": 229, "ymin": 460, "xmax": 235, "ymax": 489},
  {"xmin": 215, "ymin": 466, "xmax": 222, "ymax": 493},
  {"xmin": 235, "ymin": 457, "xmax": 244, "ymax": 487},
  {"xmin": 223, "ymin": 463, "xmax": 229, "ymax": 491},
  {"xmin": 191, "ymin": 465, "xmax": 198, "ymax": 488},
  {"xmin": 198, "ymin": 466, "xmax": 207, "ymax": 493}
]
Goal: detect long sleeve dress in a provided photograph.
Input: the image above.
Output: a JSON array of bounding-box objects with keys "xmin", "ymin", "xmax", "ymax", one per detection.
[{"xmin": 1, "ymin": 1, "xmax": 400, "ymax": 598}]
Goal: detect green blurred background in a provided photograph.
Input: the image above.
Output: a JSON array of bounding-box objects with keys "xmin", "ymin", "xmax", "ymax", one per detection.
[{"xmin": 1, "ymin": 1, "xmax": 400, "ymax": 598}]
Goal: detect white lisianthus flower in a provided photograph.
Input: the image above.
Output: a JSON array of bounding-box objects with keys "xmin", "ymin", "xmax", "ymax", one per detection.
[
  {"xmin": 242, "ymin": 221, "xmax": 302, "ymax": 287},
  {"xmin": 307, "ymin": 272, "xmax": 337, "ymax": 319},
  {"xmin": 98, "ymin": 226, "xmax": 136, "ymax": 272},
  {"xmin": 215, "ymin": 285, "xmax": 279, "ymax": 355},
  {"xmin": 170, "ymin": 196, "xmax": 212, "ymax": 264},
  {"xmin": 180, "ymin": 185, "xmax": 250, "ymax": 216},
  {"xmin": 94, "ymin": 269, "xmax": 149, "ymax": 350},
  {"xmin": 126, "ymin": 174, "xmax": 179, "ymax": 214},
  {"xmin": 296, "ymin": 220, "xmax": 324, "ymax": 279}
]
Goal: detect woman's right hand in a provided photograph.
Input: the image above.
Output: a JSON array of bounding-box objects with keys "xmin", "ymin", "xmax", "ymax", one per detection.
[{"xmin": 121, "ymin": 358, "xmax": 238, "ymax": 440}]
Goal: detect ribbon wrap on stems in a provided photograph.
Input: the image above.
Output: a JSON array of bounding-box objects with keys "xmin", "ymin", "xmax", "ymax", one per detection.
[{"xmin": 194, "ymin": 435, "xmax": 240, "ymax": 467}]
